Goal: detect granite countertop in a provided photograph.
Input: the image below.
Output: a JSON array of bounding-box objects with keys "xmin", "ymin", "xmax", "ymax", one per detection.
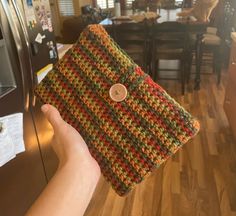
[
  {"xmin": 232, "ymin": 32, "xmax": 236, "ymax": 42},
  {"xmin": 57, "ymin": 44, "xmax": 73, "ymax": 59}
]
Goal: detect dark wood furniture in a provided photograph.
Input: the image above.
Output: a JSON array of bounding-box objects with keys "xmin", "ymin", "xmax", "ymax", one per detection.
[
  {"xmin": 113, "ymin": 21, "xmax": 149, "ymax": 71},
  {"xmin": 199, "ymin": 29, "xmax": 222, "ymax": 84},
  {"xmin": 224, "ymin": 33, "xmax": 236, "ymax": 139},
  {"xmin": 61, "ymin": 16, "xmax": 87, "ymax": 43},
  {"xmin": 196, "ymin": 0, "xmax": 236, "ymax": 86},
  {"xmin": 157, "ymin": 9, "xmax": 208, "ymax": 90},
  {"xmin": 61, "ymin": 6, "xmax": 111, "ymax": 44},
  {"xmin": 182, "ymin": 0, "xmax": 195, "ymax": 8},
  {"xmin": 100, "ymin": 8, "xmax": 207, "ymax": 90},
  {"xmin": 132, "ymin": 0, "xmax": 162, "ymax": 11},
  {"xmin": 151, "ymin": 21, "xmax": 191, "ymax": 94}
]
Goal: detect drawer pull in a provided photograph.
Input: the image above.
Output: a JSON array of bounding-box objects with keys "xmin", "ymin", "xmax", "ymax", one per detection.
[
  {"xmin": 225, "ymin": 100, "xmax": 231, "ymax": 104},
  {"xmin": 232, "ymin": 62, "xmax": 236, "ymax": 65}
]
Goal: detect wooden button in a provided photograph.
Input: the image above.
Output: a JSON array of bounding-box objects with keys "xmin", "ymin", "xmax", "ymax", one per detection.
[{"xmin": 109, "ymin": 83, "xmax": 127, "ymax": 102}]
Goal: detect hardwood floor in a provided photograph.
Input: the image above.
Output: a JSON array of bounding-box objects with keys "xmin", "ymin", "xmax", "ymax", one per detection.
[{"xmin": 84, "ymin": 66, "xmax": 236, "ymax": 216}]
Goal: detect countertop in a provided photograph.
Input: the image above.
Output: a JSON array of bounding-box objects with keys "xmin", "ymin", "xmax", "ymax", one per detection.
[{"xmin": 57, "ymin": 43, "xmax": 73, "ymax": 59}]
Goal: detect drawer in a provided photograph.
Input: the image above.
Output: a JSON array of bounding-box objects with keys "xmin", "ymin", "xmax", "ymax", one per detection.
[{"xmin": 224, "ymin": 79, "xmax": 236, "ymax": 138}]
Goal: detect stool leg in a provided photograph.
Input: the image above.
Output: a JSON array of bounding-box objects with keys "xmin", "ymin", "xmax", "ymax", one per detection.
[
  {"xmin": 216, "ymin": 57, "xmax": 222, "ymax": 85},
  {"xmin": 186, "ymin": 52, "xmax": 193, "ymax": 83},
  {"xmin": 194, "ymin": 34, "xmax": 203, "ymax": 90},
  {"xmin": 180, "ymin": 61, "xmax": 185, "ymax": 95},
  {"xmin": 214, "ymin": 47, "xmax": 222, "ymax": 85},
  {"xmin": 154, "ymin": 59, "xmax": 159, "ymax": 81}
]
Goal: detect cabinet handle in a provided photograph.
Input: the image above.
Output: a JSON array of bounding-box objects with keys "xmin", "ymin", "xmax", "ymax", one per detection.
[
  {"xmin": 225, "ymin": 100, "xmax": 231, "ymax": 104},
  {"xmin": 232, "ymin": 62, "xmax": 236, "ymax": 65}
]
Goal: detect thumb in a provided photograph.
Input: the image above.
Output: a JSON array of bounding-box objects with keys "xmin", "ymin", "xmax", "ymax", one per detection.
[{"xmin": 41, "ymin": 104, "xmax": 66, "ymax": 132}]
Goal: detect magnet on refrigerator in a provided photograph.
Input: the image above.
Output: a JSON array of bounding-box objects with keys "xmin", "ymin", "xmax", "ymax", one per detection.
[
  {"xmin": 47, "ymin": 41, "xmax": 57, "ymax": 59},
  {"xmin": 33, "ymin": 0, "xmax": 53, "ymax": 32},
  {"xmin": 22, "ymin": 0, "xmax": 37, "ymax": 29}
]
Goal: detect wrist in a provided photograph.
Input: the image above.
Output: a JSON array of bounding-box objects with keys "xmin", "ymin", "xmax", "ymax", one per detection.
[{"xmin": 58, "ymin": 156, "xmax": 101, "ymax": 183}]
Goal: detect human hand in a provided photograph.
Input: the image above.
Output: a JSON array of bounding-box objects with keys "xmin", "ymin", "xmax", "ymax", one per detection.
[
  {"xmin": 41, "ymin": 104, "xmax": 101, "ymax": 176},
  {"xmin": 26, "ymin": 104, "xmax": 101, "ymax": 216}
]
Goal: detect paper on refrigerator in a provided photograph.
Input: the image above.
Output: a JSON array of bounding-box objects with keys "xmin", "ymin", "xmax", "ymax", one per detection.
[
  {"xmin": 0, "ymin": 121, "xmax": 15, "ymax": 167},
  {"xmin": 0, "ymin": 113, "xmax": 25, "ymax": 167}
]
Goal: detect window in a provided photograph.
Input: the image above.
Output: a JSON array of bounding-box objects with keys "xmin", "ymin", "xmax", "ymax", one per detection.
[
  {"xmin": 58, "ymin": 0, "xmax": 75, "ymax": 16},
  {"xmin": 126, "ymin": 0, "xmax": 134, "ymax": 8},
  {"xmin": 97, "ymin": 0, "xmax": 114, "ymax": 9}
]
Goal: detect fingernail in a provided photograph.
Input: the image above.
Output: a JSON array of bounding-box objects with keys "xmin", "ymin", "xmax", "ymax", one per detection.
[{"xmin": 41, "ymin": 104, "xmax": 49, "ymax": 113}]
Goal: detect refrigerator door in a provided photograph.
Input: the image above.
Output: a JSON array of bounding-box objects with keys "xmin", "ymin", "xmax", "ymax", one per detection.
[
  {"xmin": 15, "ymin": 0, "xmax": 58, "ymax": 73},
  {"xmin": 0, "ymin": 34, "xmax": 16, "ymax": 99},
  {"xmin": 10, "ymin": 0, "xmax": 59, "ymax": 181},
  {"xmin": 14, "ymin": 0, "xmax": 60, "ymax": 180},
  {"xmin": 0, "ymin": 0, "xmax": 30, "ymax": 112},
  {"xmin": 0, "ymin": 1, "xmax": 47, "ymax": 215},
  {"xmin": 12, "ymin": 0, "xmax": 58, "ymax": 107},
  {"xmin": 12, "ymin": 0, "xmax": 36, "ymax": 101}
]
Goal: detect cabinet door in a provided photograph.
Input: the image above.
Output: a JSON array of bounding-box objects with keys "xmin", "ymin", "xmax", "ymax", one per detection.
[{"xmin": 0, "ymin": 112, "xmax": 47, "ymax": 216}]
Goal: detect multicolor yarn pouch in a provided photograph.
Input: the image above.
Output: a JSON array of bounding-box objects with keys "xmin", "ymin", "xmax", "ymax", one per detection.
[{"xmin": 35, "ymin": 24, "xmax": 200, "ymax": 196}]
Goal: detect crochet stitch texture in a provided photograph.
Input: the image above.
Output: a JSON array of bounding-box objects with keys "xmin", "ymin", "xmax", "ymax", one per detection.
[{"xmin": 35, "ymin": 24, "xmax": 200, "ymax": 196}]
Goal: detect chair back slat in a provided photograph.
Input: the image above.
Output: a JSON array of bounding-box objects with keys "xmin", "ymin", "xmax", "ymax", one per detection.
[
  {"xmin": 152, "ymin": 22, "xmax": 190, "ymax": 50},
  {"xmin": 112, "ymin": 21, "xmax": 149, "ymax": 71},
  {"xmin": 151, "ymin": 21, "xmax": 192, "ymax": 94},
  {"xmin": 113, "ymin": 22, "xmax": 149, "ymax": 44}
]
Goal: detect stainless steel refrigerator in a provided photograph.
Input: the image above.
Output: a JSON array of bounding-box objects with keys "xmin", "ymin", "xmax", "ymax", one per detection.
[{"xmin": 0, "ymin": 0, "xmax": 59, "ymax": 215}]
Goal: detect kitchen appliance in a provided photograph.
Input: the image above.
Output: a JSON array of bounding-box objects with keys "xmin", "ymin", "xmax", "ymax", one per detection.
[{"xmin": 0, "ymin": 0, "xmax": 59, "ymax": 215}]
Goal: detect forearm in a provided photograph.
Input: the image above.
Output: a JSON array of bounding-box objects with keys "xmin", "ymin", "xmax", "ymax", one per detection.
[{"xmin": 26, "ymin": 159, "xmax": 100, "ymax": 216}]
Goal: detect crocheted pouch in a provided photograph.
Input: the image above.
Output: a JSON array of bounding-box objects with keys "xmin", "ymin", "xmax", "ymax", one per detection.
[{"xmin": 35, "ymin": 24, "xmax": 200, "ymax": 196}]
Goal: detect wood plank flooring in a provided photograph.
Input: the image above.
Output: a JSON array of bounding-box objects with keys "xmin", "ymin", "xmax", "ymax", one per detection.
[{"xmin": 84, "ymin": 66, "xmax": 236, "ymax": 216}]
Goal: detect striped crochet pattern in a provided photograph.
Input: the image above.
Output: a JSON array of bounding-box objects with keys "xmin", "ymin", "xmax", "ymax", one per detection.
[{"xmin": 35, "ymin": 24, "xmax": 200, "ymax": 196}]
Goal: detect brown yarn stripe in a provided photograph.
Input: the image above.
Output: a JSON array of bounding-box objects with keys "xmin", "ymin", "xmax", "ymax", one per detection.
[
  {"xmin": 36, "ymin": 77, "xmax": 134, "ymax": 192},
  {"xmin": 44, "ymin": 71, "xmax": 156, "ymax": 175},
  {"xmin": 61, "ymin": 55, "xmax": 173, "ymax": 161},
  {"xmin": 68, "ymin": 46, "xmax": 192, "ymax": 147},
  {"xmin": 35, "ymin": 24, "xmax": 200, "ymax": 196}
]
